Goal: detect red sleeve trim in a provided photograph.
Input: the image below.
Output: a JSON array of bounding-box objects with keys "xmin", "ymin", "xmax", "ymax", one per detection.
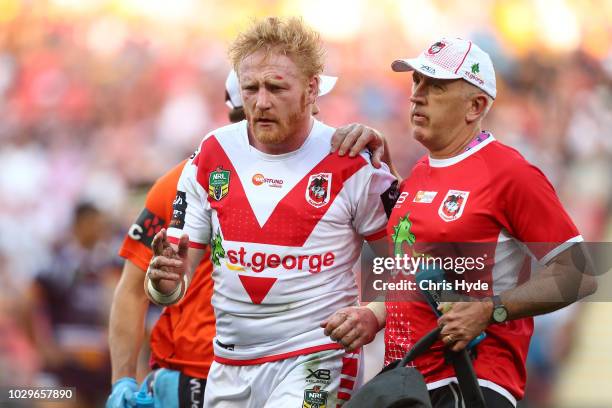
[
  {"xmin": 214, "ymin": 343, "xmax": 342, "ymax": 366},
  {"xmin": 189, "ymin": 241, "xmax": 208, "ymax": 249},
  {"xmin": 167, "ymin": 235, "xmax": 207, "ymax": 249},
  {"xmin": 364, "ymin": 229, "xmax": 387, "ymax": 242}
]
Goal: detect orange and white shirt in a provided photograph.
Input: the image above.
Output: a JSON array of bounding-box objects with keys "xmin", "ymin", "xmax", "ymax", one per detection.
[
  {"xmin": 119, "ymin": 160, "xmax": 215, "ymax": 379},
  {"xmin": 167, "ymin": 119, "xmax": 395, "ymax": 365}
]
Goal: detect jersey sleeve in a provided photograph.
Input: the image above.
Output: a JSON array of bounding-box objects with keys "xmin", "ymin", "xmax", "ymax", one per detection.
[
  {"xmin": 167, "ymin": 144, "xmax": 212, "ymax": 248},
  {"xmin": 118, "ymin": 161, "xmax": 187, "ymax": 271},
  {"xmin": 352, "ymin": 160, "xmax": 398, "ymax": 241},
  {"xmin": 495, "ymin": 159, "xmax": 582, "ymax": 264}
]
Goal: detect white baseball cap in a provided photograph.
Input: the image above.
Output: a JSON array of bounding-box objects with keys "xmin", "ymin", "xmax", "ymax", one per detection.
[
  {"xmin": 392, "ymin": 37, "xmax": 496, "ymax": 99},
  {"xmin": 225, "ymin": 70, "xmax": 338, "ymax": 109}
]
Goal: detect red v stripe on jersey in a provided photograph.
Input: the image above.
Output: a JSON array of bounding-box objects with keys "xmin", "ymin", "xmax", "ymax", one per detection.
[
  {"xmin": 196, "ymin": 136, "xmax": 368, "ymax": 247},
  {"xmin": 238, "ymin": 275, "xmax": 277, "ymax": 304}
]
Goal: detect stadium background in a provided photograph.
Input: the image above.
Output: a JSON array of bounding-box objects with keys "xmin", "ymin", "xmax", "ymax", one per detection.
[{"xmin": 0, "ymin": 0, "xmax": 610, "ymax": 407}]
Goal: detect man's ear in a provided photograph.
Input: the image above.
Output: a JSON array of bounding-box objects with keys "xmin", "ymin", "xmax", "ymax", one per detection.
[
  {"xmin": 466, "ymin": 93, "xmax": 488, "ymax": 123},
  {"xmin": 307, "ymin": 75, "xmax": 320, "ymax": 105}
]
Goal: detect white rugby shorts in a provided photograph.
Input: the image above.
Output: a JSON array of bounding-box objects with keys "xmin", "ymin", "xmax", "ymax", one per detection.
[{"xmin": 204, "ymin": 348, "xmax": 363, "ymax": 407}]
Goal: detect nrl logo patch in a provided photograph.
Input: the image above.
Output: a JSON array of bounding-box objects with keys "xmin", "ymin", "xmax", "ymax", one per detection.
[
  {"xmin": 208, "ymin": 166, "xmax": 230, "ymax": 201},
  {"xmin": 306, "ymin": 173, "xmax": 331, "ymax": 208},
  {"xmin": 438, "ymin": 190, "xmax": 470, "ymax": 222},
  {"xmin": 302, "ymin": 385, "xmax": 328, "ymax": 408}
]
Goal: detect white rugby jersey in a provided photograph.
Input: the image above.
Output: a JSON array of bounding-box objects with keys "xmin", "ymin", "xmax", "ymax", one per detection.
[{"xmin": 167, "ymin": 119, "xmax": 396, "ymax": 365}]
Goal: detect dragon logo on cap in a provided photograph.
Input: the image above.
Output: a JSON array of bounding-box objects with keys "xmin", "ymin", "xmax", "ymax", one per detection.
[{"xmin": 427, "ymin": 41, "xmax": 446, "ymax": 55}]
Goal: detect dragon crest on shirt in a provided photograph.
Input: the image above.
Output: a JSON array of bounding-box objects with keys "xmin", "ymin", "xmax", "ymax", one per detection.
[
  {"xmin": 210, "ymin": 229, "xmax": 225, "ymax": 266},
  {"xmin": 392, "ymin": 214, "xmax": 416, "ymax": 256}
]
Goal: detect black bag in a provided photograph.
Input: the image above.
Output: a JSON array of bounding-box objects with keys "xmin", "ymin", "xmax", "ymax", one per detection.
[{"xmin": 345, "ymin": 327, "xmax": 487, "ymax": 408}]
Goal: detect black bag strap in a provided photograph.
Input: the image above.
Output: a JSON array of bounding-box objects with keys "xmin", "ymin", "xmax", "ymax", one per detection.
[
  {"xmin": 397, "ymin": 326, "xmax": 487, "ymax": 408},
  {"xmin": 399, "ymin": 327, "xmax": 441, "ymax": 367},
  {"xmin": 450, "ymin": 349, "xmax": 487, "ymax": 408}
]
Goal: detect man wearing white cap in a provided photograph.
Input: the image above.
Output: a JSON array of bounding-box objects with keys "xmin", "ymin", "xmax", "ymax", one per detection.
[{"xmin": 324, "ymin": 37, "xmax": 595, "ymax": 407}]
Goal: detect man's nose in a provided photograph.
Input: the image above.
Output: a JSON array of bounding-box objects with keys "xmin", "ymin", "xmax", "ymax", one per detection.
[
  {"xmin": 255, "ymin": 88, "xmax": 272, "ymax": 110},
  {"xmin": 410, "ymin": 85, "xmax": 426, "ymax": 105}
]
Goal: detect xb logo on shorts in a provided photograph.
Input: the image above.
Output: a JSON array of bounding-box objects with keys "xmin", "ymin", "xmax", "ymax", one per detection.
[
  {"xmin": 303, "ymin": 385, "xmax": 328, "ymax": 408},
  {"xmin": 306, "ymin": 173, "xmax": 331, "ymax": 208},
  {"xmin": 209, "ymin": 166, "xmax": 230, "ymax": 201}
]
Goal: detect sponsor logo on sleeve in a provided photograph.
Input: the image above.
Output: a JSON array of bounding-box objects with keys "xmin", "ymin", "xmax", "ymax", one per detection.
[
  {"xmin": 128, "ymin": 208, "xmax": 165, "ymax": 247},
  {"xmin": 169, "ymin": 191, "xmax": 187, "ymax": 230},
  {"xmin": 306, "ymin": 173, "xmax": 331, "ymax": 208},
  {"xmin": 438, "ymin": 190, "xmax": 470, "ymax": 222}
]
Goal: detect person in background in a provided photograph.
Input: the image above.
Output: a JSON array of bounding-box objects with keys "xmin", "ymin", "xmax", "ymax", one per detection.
[{"xmin": 23, "ymin": 202, "xmax": 120, "ymax": 408}]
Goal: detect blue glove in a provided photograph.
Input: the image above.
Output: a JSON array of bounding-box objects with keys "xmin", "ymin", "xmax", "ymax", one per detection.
[
  {"xmin": 106, "ymin": 377, "xmax": 138, "ymax": 408},
  {"xmin": 151, "ymin": 368, "xmax": 180, "ymax": 408}
]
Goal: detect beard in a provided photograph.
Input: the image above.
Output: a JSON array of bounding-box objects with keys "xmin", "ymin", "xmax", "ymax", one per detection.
[
  {"xmin": 248, "ymin": 93, "xmax": 310, "ymax": 145},
  {"xmin": 252, "ymin": 121, "xmax": 288, "ymax": 145}
]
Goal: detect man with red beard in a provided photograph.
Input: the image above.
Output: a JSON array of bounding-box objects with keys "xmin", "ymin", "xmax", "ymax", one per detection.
[
  {"xmin": 106, "ymin": 65, "xmax": 386, "ymax": 408},
  {"xmin": 144, "ymin": 17, "xmax": 397, "ymax": 408}
]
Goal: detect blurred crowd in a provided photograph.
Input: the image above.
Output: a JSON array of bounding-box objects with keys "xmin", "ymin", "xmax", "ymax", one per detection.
[{"xmin": 0, "ymin": 2, "xmax": 610, "ymax": 407}]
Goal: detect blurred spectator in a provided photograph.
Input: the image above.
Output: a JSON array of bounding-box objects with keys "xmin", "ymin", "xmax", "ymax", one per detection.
[
  {"xmin": 0, "ymin": 251, "xmax": 40, "ymax": 388},
  {"xmin": 21, "ymin": 202, "xmax": 120, "ymax": 408},
  {"xmin": 519, "ymin": 305, "xmax": 583, "ymax": 408}
]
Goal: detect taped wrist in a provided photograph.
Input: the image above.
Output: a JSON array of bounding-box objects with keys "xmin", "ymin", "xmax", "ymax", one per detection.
[{"xmin": 146, "ymin": 274, "xmax": 188, "ymax": 306}]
